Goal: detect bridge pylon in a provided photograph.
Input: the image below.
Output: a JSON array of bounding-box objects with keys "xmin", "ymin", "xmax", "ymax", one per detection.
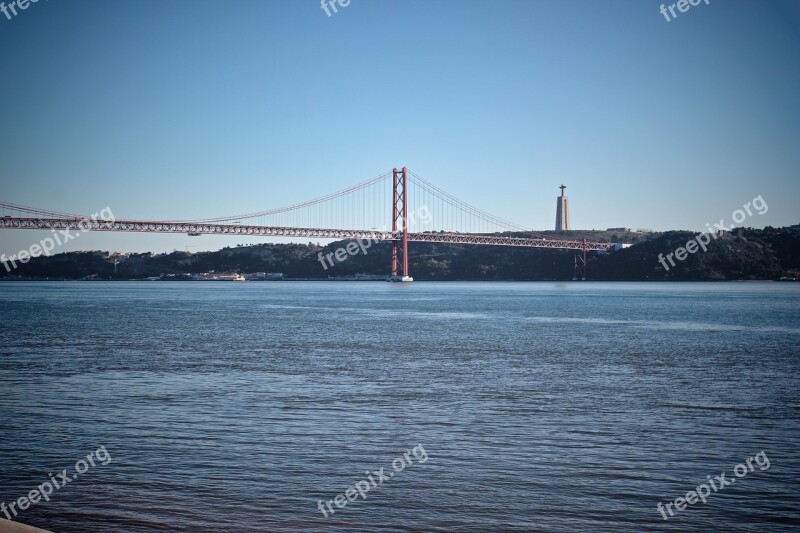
[{"xmin": 389, "ymin": 167, "xmax": 412, "ymax": 282}]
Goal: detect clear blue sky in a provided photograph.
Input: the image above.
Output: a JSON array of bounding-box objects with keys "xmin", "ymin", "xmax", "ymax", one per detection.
[{"xmin": 1, "ymin": 0, "xmax": 798, "ymax": 254}]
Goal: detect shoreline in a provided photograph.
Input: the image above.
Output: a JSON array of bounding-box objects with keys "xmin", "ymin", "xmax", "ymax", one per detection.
[
  {"xmin": 0, "ymin": 519, "xmax": 50, "ymax": 533},
  {"xmin": 0, "ymin": 278, "xmax": 796, "ymax": 283}
]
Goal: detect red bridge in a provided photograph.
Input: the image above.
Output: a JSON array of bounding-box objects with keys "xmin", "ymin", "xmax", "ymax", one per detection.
[{"xmin": 1, "ymin": 168, "xmax": 617, "ymax": 280}]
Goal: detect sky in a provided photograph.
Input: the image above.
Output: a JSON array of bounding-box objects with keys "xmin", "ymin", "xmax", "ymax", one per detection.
[{"xmin": 1, "ymin": 0, "xmax": 799, "ymax": 255}]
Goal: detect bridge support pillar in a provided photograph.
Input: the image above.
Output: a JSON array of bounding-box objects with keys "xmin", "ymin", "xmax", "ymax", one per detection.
[
  {"xmin": 389, "ymin": 167, "xmax": 412, "ymax": 281},
  {"xmin": 573, "ymin": 239, "xmax": 588, "ymax": 280}
]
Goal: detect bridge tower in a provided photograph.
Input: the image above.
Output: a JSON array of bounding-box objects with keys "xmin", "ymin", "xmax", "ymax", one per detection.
[{"xmin": 389, "ymin": 167, "xmax": 412, "ymax": 281}]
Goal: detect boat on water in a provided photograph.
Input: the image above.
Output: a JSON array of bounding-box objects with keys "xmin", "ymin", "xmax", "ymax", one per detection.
[
  {"xmin": 192, "ymin": 272, "xmax": 246, "ymax": 281},
  {"xmin": 386, "ymin": 275, "xmax": 414, "ymax": 282}
]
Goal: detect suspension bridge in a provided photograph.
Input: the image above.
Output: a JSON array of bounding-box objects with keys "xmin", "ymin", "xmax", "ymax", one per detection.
[{"xmin": 0, "ymin": 168, "xmax": 617, "ymax": 280}]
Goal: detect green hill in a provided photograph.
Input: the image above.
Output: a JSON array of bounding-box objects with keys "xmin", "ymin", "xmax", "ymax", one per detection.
[{"xmin": 2, "ymin": 227, "xmax": 798, "ymax": 281}]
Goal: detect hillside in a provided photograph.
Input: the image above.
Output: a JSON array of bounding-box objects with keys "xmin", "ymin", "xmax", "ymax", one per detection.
[{"xmin": 2, "ymin": 227, "xmax": 798, "ymax": 281}]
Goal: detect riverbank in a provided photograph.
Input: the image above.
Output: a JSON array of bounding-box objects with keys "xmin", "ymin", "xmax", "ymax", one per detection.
[
  {"xmin": 0, "ymin": 519, "xmax": 50, "ymax": 533},
  {"xmin": 1, "ymin": 226, "xmax": 797, "ymax": 281}
]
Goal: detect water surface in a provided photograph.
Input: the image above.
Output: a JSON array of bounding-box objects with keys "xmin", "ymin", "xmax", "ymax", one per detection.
[{"xmin": 1, "ymin": 281, "xmax": 798, "ymax": 531}]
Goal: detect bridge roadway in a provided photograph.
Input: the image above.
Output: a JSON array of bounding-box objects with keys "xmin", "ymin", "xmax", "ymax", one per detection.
[{"xmin": 0, "ymin": 217, "xmax": 616, "ymax": 252}]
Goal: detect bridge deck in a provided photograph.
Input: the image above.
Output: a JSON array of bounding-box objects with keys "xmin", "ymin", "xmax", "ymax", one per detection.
[{"xmin": 0, "ymin": 218, "xmax": 615, "ymax": 252}]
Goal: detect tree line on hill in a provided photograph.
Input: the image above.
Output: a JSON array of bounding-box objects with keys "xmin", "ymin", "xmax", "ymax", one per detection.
[{"xmin": 1, "ymin": 227, "xmax": 798, "ymax": 281}]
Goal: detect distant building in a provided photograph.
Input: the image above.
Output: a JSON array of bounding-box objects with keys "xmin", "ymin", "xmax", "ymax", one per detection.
[
  {"xmin": 555, "ymin": 184, "xmax": 570, "ymax": 231},
  {"xmin": 607, "ymin": 227, "xmax": 632, "ymax": 233}
]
